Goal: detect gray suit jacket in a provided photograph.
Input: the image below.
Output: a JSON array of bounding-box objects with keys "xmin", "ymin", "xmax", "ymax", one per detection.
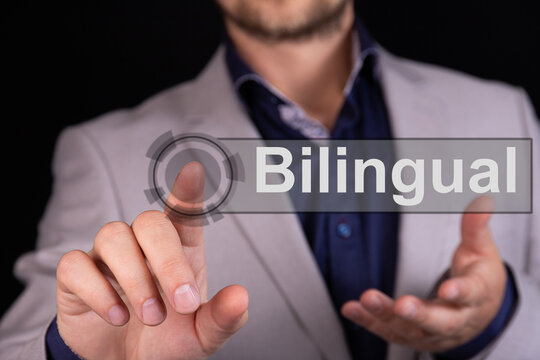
[{"xmin": 1, "ymin": 46, "xmax": 539, "ymax": 360}]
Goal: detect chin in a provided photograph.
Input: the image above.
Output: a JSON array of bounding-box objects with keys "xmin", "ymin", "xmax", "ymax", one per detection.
[{"xmin": 218, "ymin": 0, "xmax": 351, "ymax": 40}]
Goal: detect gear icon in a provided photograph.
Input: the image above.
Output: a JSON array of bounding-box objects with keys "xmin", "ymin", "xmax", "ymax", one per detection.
[{"xmin": 145, "ymin": 131, "xmax": 244, "ymax": 225}]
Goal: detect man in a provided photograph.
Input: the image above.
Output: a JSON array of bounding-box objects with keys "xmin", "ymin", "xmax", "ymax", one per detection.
[{"xmin": 1, "ymin": 0, "xmax": 539, "ymax": 359}]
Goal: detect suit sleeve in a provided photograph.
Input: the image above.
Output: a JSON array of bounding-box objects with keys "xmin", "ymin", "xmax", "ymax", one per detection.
[
  {"xmin": 0, "ymin": 126, "xmax": 122, "ymax": 360},
  {"xmin": 478, "ymin": 89, "xmax": 540, "ymax": 360}
]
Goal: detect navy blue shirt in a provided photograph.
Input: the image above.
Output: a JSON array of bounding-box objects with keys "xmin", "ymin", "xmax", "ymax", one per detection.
[
  {"xmin": 45, "ymin": 18, "xmax": 517, "ymax": 360},
  {"xmin": 226, "ymin": 20, "xmax": 398, "ymax": 360}
]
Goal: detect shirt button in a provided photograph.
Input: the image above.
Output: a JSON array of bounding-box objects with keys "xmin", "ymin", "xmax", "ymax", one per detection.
[{"xmin": 337, "ymin": 222, "xmax": 352, "ymax": 239}]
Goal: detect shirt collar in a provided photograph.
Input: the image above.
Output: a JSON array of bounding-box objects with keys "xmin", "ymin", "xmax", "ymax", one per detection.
[
  {"xmin": 224, "ymin": 17, "xmax": 380, "ymax": 139},
  {"xmin": 344, "ymin": 19, "xmax": 380, "ymax": 94},
  {"xmin": 225, "ymin": 17, "xmax": 379, "ymax": 91}
]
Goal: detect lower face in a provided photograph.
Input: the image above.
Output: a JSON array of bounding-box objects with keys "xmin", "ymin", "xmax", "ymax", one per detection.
[{"xmin": 215, "ymin": 0, "xmax": 352, "ymax": 41}]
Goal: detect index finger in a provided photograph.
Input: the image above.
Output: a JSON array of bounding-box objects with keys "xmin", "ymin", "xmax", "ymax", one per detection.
[{"xmin": 165, "ymin": 161, "xmax": 205, "ymax": 247}]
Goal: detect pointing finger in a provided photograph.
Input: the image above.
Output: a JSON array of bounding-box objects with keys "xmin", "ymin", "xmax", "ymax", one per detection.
[
  {"xmin": 165, "ymin": 162, "xmax": 207, "ymax": 298},
  {"xmin": 166, "ymin": 161, "xmax": 205, "ymax": 245}
]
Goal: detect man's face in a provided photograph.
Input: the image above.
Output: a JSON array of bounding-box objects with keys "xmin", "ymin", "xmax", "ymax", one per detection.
[{"xmin": 215, "ymin": 0, "xmax": 351, "ymax": 41}]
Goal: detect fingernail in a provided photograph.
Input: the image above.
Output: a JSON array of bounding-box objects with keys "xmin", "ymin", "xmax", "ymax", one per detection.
[
  {"xmin": 400, "ymin": 302, "xmax": 417, "ymax": 320},
  {"xmin": 174, "ymin": 284, "xmax": 200, "ymax": 313},
  {"xmin": 142, "ymin": 298, "xmax": 165, "ymax": 325},
  {"xmin": 366, "ymin": 296, "xmax": 383, "ymax": 314},
  {"xmin": 108, "ymin": 304, "xmax": 128, "ymax": 326}
]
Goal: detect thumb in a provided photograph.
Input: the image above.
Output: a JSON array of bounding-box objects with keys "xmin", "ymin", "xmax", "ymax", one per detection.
[
  {"xmin": 195, "ymin": 285, "xmax": 249, "ymax": 355},
  {"xmin": 460, "ymin": 195, "xmax": 497, "ymax": 255}
]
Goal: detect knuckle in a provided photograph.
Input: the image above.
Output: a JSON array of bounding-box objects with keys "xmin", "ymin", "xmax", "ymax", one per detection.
[
  {"xmin": 395, "ymin": 295, "xmax": 419, "ymax": 319},
  {"xmin": 57, "ymin": 250, "xmax": 86, "ymax": 278},
  {"xmin": 399, "ymin": 295, "xmax": 417, "ymax": 304},
  {"xmin": 101, "ymin": 221, "xmax": 131, "ymax": 237},
  {"xmin": 132, "ymin": 210, "xmax": 172, "ymax": 238},
  {"xmin": 95, "ymin": 221, "xmax": 131, "ymax": 250},
  {"xmin": 132, "ymin": 210, "xmax": 167, "ymax": 228}
]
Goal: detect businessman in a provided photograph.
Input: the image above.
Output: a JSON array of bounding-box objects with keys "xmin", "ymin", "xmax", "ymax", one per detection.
[{"xmin": 1, "ymin": 0, "xmax": 539, "ymax": 359}]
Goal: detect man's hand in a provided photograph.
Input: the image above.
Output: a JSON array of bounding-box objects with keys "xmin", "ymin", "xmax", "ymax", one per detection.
[
  {"xmin": 342, "ymin": 196, "xmax": 507, "ymax": 352},
  {"xmin": 56, "ymin": 162, "xmax": 249, "ymax": 360}
]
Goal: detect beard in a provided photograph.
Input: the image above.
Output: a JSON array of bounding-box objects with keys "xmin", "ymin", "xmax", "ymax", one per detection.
[{"xmin": 216, "ymin": 0, "xmax": 352, "ymax": 42}]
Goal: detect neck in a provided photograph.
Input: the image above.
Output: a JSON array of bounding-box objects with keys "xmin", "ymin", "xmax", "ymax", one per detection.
[{"xmin": 225, "ymin": 3, "xmax": 355, "ymax": 131}]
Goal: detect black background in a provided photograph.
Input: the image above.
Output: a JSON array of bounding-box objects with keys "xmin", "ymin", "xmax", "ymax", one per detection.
[{"xmin": 2, "ymin": 0, "xmax": 539, "ymax": 317}]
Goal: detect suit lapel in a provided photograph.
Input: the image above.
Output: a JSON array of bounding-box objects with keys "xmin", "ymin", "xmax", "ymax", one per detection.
[
  {"xmin": 232, "ymin": 213, "xmax": 352, "ymax": 360},
  {"xmin": 189, "ymin": 47, "xmax": 351, "ymax": 360}
]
